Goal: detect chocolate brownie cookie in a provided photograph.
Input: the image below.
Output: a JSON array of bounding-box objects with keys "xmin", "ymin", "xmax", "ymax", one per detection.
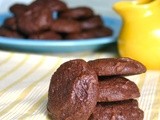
[
  {"xmin": 66, "ymin": 30, "xmax": 97, "ymax": 39},
  {"xmin": 88, "ymin": 57, "xmax": 146, "ymax": 76},
  {"xmin": 89, "ymin": 99, "xmax": 144, "ymax": 120},
  {"xmin": 0, "ymin": 27, "xmax": 22, "ymax": 38},
  {"xmin": 47, "ymin": 59, "xmax": 98, "ymax": 120},
  {"xmin": 66, "ymin": 26, "xmax": 112, "ymax": 39},
  {"xmin": 29, "ymin": 31, "xmax": 62, "ymax": 40},
  {"xmin": 3, "ymin": 17, "xmax": 17, "ymax": 31},
  {"xmin": 91, "ymin": 26, "xmax": 113, "ymax": 37},
  {"xmin": 59, "ymin": 7, "xmax": 94, "ymax": 19},
  {"xmin": 50, "ymin": 19, "xmax": 82, "ymax": 33},
  {"xmin": 80, "ymin": 15, "xmax": 103, "ymax": 30},
  {"xmin": 29, "ymin": 0, "xmax": 67, "ymax": 12},
  {"xmin": 17, "ymin": 6, "xmax": 52, "ymax": 35},
  {"xmin": 98, "ymin": 76, "xmax": 140, "ymax": 102},
  {"xmin": 9, "ymin": 3, "xmax": 28, "ymax": 16},
  {"xmin": 45, "ymin": 0, "xmax": 68, "ymax": 12}
]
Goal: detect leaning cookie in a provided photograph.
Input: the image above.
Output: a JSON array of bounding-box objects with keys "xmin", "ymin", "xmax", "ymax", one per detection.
[
  {"xmin": 29, "ymin": 31, "xmax": 62, "ymax": 40},
  {"xmin": 66, "ymin": 26, "xmax": 112, "ymax": 40},
  {"xmin": 45, "ymin": 0, "xmax": 68, "ymax": 12},
  {"xmin": 29, "ymin": 0, "xmax": 68, "ymax": 12},
  {"xmin": 3, "ymin": 17, "xmax": 17, "ymax": 31},
  {"xmin": 50, "ymin": 19, "xmax": 82, "ymax": 33},
  {"xmin": 9, "ymin": 3, "xmax": 28, "ymax": 16},
  {"xmin": 80, "ymin": 15, "xmax": 103, "ymax": 30},
  {"xmin": 17, "ymin": 6, "xmax": 52, "ymax": 35},
  {"xmin": 91, "ymin": 26, "xmax": 113, "ymax": 37},
  {"xmin": 89, "ymin": 99, "xmax": 144, "ymax": 120},
  {"xmin": 98, "ymin": 76, "xmax": 140, "ymax": 102},
  {"xmin": 59, "ymin": 7, "xmax": 94, "ymax": 19},
  {"xmin": 66, "ymin": 29, "xmax": 97, "ymax": 39},
  {"xmin": 88, "ymin": 57, "xmax": 146, "ymax": 76},
  {"xmin": 0, "ymin": 26, "xmax": 22, "ymax": 38},
  {"xmin": 47, "ymin": 59, "xmax": 98, "ymax": 120}
]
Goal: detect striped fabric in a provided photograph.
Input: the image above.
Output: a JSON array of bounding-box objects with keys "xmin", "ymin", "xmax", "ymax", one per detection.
[{"xmin": 0, "ymin": 50, "xmax": 160, "ymax": 120}]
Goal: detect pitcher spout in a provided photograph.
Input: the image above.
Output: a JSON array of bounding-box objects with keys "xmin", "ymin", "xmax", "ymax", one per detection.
[
  {"xmin": 113, "ymin": 0, "xmax": 160, "ymax": 18},
  {"xmin": 113, "ymin": 1, "xmax": 136, "ymax": 17}
]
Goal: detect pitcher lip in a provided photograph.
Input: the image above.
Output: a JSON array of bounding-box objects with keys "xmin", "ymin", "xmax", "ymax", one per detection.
[
  {"xmin": 113, "ymin": 0, "xmax": 159, "ymax": 12},
  {"xmin": 113, "ymin": 1, "xmax": 136, "ymax": 12},
  {"xmin": 113, "ymin": 0, "xmax": 159, "ymax": 8}
]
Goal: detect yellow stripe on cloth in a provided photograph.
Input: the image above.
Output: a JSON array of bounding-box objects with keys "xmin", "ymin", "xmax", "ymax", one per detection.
[
  {"xmin": 18, "ymin": 93, "xmax": 48, "ymax": 120},
  {"xmin": 0, "ymin": 58, "xmax": 47, "ymax": 117},
  {"xmin": 17, "ymin": 58, "xmax": 62, "ymax": 120},
  {"xmin": 0, "ymin": 57, "xmax": 62, "ymax": 119},
  {"xmin": 0, "ymin": 56, "xmax": 45, "ymax": 97},
  {"xmin": 0, "ymin": 55, "xmax": 30, "ymax": 81},
  {"xmin": 0, "ymin": 53, "xmax": 14, "ymax": 66}
]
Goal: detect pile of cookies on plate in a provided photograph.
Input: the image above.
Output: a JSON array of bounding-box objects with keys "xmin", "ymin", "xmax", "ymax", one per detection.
[
  {"xmin": 0, "ymin": 0, "xmax": 112, "ymax": 40},
  {"xmin": 47, "ymin": 57, "xmax": 146, "ymax": 120}
]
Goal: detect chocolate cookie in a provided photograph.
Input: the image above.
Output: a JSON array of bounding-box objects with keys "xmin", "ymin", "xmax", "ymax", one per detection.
[
  {"xmin": 17, "ymin": 6, "xmax": 52, "ymax": 35},
  {"xmin": 29, "ymin": 31, "xmax": 62, "ymax": 40},
  {"xmin": 80, "ymin": 15, "xmax": 103, "ymax": 30},
  {"xmin": 50, "ymin": 19, "xmax": 82, "ymax": 33},
  {"xmin": 47, "ymin": 59, "xmax": 98, "ymax": 120},
  {"xmin": 0, "ymin": 27, "xmax": 22, "ymax": 38},
  {"xmin": 91, "ymin": 26, "xmax": 113, "ymax": 37},
  {"xmin": 59, "ymin": 7, "xmax": 94, "ymax": 19},
  {"xmin": 29, "ymin": 0, "xmax": 67, "ymax": 12},
  {"xmin": 66, "ymin": 26, "xmax": 112, "ymax": 39},
  {"xmin": 45, "ymin": 0, "xmax": 68, "ymax": 12},
  {"xmin": 89, "ymin": 99, "xmax": 144, "ymax": 120},
  {"xmin": 9, "ymin": 3, "xmax": 28, "ymax": 16},
  {"xmin": 88, "ymin": 57, "xmax": 146, "ymax": 76},
  {"xmin": 66, "ymin": 30, "xmax": 97, "ymax": 39},
  {"xmin": 98, "ymin": 76, "xmax": 140, "ymax": 102},
  {"xmin": 3, "ymin": 17, "xmax": 17, "ymax": 31}
]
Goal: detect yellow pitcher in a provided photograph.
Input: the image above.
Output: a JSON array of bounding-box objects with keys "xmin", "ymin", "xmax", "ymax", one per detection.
[{"xmin": 113, "ymin": 0, "xmax": 160, "ymax": 70}]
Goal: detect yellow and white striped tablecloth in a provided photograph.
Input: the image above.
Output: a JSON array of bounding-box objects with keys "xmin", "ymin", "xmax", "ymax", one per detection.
[{"xmin": 0, "ymin": 50, "xmax": 160, "ymax": 120}]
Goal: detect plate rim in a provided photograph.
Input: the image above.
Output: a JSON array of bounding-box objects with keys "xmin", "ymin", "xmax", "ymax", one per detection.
[{"xmin": 0, "ymin": 36, "xmax": 115, "ymax": 46}]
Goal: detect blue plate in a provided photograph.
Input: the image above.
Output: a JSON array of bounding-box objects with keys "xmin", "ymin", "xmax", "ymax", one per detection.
[{"xmin": 0, "ymin": 13, "xmax": 122, "ymax": 53}]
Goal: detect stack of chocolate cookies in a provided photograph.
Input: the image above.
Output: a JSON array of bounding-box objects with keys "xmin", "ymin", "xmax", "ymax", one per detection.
[
  {"xmin": 88, "ymin": 58, "xmax": 145, "ymax": 120},
  {"xmin": 47, "ymin": 57, "xmax": 146, "ymax": 120},
  {"xmin": 0, "ymin": 0, "xmax": 112, "ymax": 40}
]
